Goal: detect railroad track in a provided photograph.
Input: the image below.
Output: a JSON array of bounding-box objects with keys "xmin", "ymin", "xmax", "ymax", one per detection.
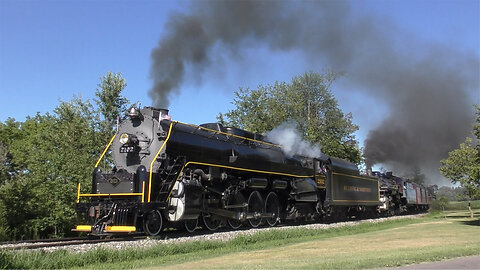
[
  {"xmin": 0, "ymin": 221, "xmax": 304, "ymax": 251},
  {"xmin": 0, "ymin": 213, "xmax": 425, "ymax": 252},
  {"xmin": 0, "ymin": 235, "xmax": 147, "ymax": 251},
  {"xmin": 0, "ymin": 223, "xmax": 332, "ymax": 251}
]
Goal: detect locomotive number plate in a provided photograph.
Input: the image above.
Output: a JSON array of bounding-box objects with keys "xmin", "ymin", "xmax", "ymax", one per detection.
[{"xmin": 120, "ymin": 146, "xmax": 135, "ymax": 153}]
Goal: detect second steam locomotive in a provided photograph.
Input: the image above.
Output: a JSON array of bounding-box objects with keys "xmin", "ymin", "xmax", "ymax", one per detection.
[{"xmin": 74, "ymin": 106, "xmax": 429, "ymax": 235}]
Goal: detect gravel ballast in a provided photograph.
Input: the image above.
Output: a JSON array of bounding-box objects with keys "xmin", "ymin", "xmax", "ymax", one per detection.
[{"xmin": 1, "ymin": 214, "xmax": 424, "ymax": 253}]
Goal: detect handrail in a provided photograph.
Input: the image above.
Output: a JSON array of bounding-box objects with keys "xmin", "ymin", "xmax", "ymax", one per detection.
[
  {"xmin": 77, "ymin": 183, "xmax": 81, "ymax": 203},
  {"xmin": 176, "ymin": 121, "xmax": 280, "ymax": 148},
  {"xmin": 148, "ymin": 121, "xmax": 174, "ymax": 202},
  {"xmin": 79, "ymin": 193, "xmax": 143, "ymax": 197},
  {"xmin": 76, "ymin": 182, "xmax": 145, "ymax": 203},
  {"xmin": 86, "ymin": 120, "xmax": 281, "ymax": 204},
  {"xmin": 94, "ymin": 134, "xmax": 116, "ymax": 168}
]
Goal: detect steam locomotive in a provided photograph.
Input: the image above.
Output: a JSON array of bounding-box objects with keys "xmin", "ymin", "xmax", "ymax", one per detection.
[{"xmin": 74, "ymin": 106, "xmax": 429, "ymax": 235}]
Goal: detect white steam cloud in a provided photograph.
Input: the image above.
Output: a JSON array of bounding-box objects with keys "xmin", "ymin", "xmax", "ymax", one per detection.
[{"xmin": 265, "ymin": 122, "xmax": 324, "ymax": 159}]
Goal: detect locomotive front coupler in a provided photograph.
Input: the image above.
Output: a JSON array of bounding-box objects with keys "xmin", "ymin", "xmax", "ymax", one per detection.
[{"xmin": 91, "ymin": 203, "xmax": 117, "ymax": 235}]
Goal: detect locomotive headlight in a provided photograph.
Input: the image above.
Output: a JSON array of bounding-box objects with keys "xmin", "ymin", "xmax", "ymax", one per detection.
[{"xmin": 119, "ymin": 133, "xmax": 129, "ymax": 145}]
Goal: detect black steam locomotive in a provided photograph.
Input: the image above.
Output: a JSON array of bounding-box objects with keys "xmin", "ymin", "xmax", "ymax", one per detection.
[{"xmin": 74, "ymin": 106, "xmax": 428, "ymax": 235}]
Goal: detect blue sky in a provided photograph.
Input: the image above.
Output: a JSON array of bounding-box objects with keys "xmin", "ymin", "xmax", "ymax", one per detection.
[{"xmin": 0, "ymin": 0, "xmax": 479, "ymax": 150}]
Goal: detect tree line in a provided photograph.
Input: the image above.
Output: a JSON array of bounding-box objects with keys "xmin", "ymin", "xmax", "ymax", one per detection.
[
  {"xmin": 439, "ymin": 104, "xmax": 480, "ymax": 217},
  {"xmin": 0, "ymin": 72, "xmax": 130, "ymax": 240},
  {"xmin": 218, "ymin": 71, "xmax": 362, "ymax": 164}
]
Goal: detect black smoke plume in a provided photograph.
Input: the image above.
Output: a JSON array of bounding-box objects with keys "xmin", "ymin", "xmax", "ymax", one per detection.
[{"xmin": 150, "ymin": 1, "xmax": 479, "ymax": 183}]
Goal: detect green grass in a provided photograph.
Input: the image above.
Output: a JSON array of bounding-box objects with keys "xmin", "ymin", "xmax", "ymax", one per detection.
[
  {"xmin": 446, "ymin": 200, "xmax": 480, "ymax": 210},
  {"xmin": 431, "ymin": 199, "xmax": 480, "ymax": 211},
  {"xmin": 0, "ymin": 217, "xmax": 422, "ymax": 269},
  {"xmin": 156, "ymin": 211, "xmax": 480, "ymax": 269},
  {"xmin": 2, "ymin": 210, "xmax": 479, "ymax": 269}
]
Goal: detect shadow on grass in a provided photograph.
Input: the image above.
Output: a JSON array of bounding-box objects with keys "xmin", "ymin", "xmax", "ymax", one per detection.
[
  {"xmin": 446, "ymin": 215, "xmax": 476, "ymax": 219},
  {"xmin": 460, "ymin": 219, "xmax": 480, "ymax": 226}
]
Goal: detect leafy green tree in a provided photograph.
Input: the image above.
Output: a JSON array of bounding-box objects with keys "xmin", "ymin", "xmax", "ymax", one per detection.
[
  {"xmin": 440, "ymin": 104, "xmax": 480, "ymax": 218},
  {"xmin": 436, "ymin": 186, "xmax": 474, "ymax": 201},
  {"xmin": 0, "ymin": 114, "xmax": 57, "ymax": 239},
  {"xmin": 0, "ymin": 72, "xmax": 130, "ymax": 240},
  {"xmin": 0, "ymin": 119, "xmax": 23, "ymax": 239},
  {"xmin": 218, "ymin": 71, "xmax": 362, "ymax": 163},
  {"xmin": 0, "ymin": 119, "xmax": 22, "ymax": 183},
  {"xmin": 438, "ymin": 195, "xmax": 449, "ymax": 218},
  {"xmin": 0, "ymin": 144, "xmax": 9, "ymax": 240},
  {"xmin": 0, "ymin": 143, "xmax": 8, "ymax": 185},
  {"xmin": 93, "ymin": 72, "xmax": 130, "ymax": 170},
  {"xmin": 474, "ymin": 104, "xmax": 480, "ymax": 142},
  {"xmin": 95, "ymin": 71, "xmax": 128, "ymax": 135}
]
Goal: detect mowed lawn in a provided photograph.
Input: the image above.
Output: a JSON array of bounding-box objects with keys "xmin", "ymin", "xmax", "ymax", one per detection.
[{"xmin": 150, "ymin": 211, "xmax": 480, "ymax": 269}]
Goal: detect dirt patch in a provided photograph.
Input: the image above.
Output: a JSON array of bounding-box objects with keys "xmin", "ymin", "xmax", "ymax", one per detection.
[{"xmin": 407, "ymin": 221, "xmax": 452, "ymax": 226}]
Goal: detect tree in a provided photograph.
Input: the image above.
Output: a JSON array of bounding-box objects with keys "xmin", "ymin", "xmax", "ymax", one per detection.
[
  {"xmin": 95, "ymin": 71, "xmax": 128, "ymax": 134},
  {"xmin": 0, "ymin": 72, "xmax": 130, "ymax": 240},
  {"xmin": 435, "ymin": 186, "xmax": 472, "ymax": 201},
  {"xmin": 0, "ymin": 119, "xmax": 22, "ymax": 184},
  {"xmin": 474, "ymin": 104, "xmax": 480, "ymax": 142},
  {"xmin": 440, "ymin": 104, "xmax": 480, "ymax": 218},
  {"xmin": 438, "ymin": 195, "xmax": 449, "ymax": 218},
  {"xmin": 0, "ymin": 113, "xmax": 59, "ymax": 239},
  {"xmin": 0, "ymin": 143, "xmax": 9, "ymax": 240},
  {"xmin": 218, "ymin": 71, "xmax": 362, "ymax": 163}
]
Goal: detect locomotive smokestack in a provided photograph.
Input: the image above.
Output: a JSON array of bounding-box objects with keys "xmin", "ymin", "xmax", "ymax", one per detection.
[
  {"xmin": 159, "ymin": 108, "xmax": 171, "ymax": 121},
  {"xmin": 150, "ymin": 1, "xmax": 479, "ymax": 184},
  {"xmin": 159, "ymin": 108, "xmax": 169, "ymax": 116}
]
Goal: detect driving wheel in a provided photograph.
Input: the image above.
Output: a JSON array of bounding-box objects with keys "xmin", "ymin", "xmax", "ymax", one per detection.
[
  {"xmin": 144, "ymin": 210, "xmax": 163, "ymax": 236},
  {"xmin": 247, "ymin": 191, "xmax": 264, "ymax": 228}
]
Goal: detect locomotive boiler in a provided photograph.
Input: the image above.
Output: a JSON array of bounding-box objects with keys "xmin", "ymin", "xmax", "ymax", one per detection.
[{"xmin": 73, "ymin": 106, "xmax": 426, "ymax": 236}]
